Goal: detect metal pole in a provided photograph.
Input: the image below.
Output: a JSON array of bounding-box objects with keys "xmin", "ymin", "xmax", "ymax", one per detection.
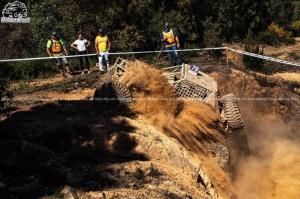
[
  {"xmin": 226, "ymin": 57, "xmax": 229, "ymax": 68},
  {"xmin": 211, "ymin": 49, "xmax": 213, "ymax": 66}
]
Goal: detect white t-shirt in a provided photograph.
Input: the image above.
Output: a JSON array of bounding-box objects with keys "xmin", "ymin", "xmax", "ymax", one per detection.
[{"xmin": 72, "ymin": 39, "xmax": 88, "ymax": 52}]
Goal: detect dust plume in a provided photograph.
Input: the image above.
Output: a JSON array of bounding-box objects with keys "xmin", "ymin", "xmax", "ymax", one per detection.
[
  {"xmin": 210, "ymin": 67, "xmax": 300, "ymax": 198},
  {"xmin": 121, "ymin": 61, "xmax": 236, "ymax": 198},
  {"xmin": 233, "ymin": 109, "xmax": 300, "ymax": 199},
  {"xmin": 121, "ymin": 60, "xmax": 224, "ymax": 154}
]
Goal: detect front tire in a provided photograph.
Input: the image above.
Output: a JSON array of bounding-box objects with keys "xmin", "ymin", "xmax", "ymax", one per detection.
[{"xmin": 221, "ymin": 94, "xmax": 244, "ymax": 129}]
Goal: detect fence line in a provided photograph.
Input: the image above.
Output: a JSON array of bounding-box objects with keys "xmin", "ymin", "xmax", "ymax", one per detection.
[
  {"xmin": 1, "ymin": 46, "xmax": 300, "ymax": 68},
  {"xmin": 226, "ymin": 48, "xmax": 300, "ymax": 67},
  {"xmin": 0, "ymin": 48, "xmax": 225, "ymax": 63}
]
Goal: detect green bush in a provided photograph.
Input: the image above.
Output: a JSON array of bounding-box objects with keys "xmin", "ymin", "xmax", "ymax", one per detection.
[
  {"xmin": 203, "ymin": 18, "xmax": 222, "ymax": 47},
  {"xmin": 259, "ymin": 22, "xmax": 295, "ymax": 46},
  {"xmin": 0, "ymin": 60, "xmax": 55, "ymax": 80},
  {"xmin": 113, "ymin": 25, "xmax": 144, "ymax": 51},
  {"xmin": 290, "ymin": 21, "xmax": 300, "ymax": 36},
  {"xmin": 243, "ymin": 32, "xmax": 265, "ymax": 71},
  {"xmin": 0, "ymin": 79, "xmax": 12, "ymax": 112},
  {"xmin": 203, "ymin": 17, "xmax": 222, "ymax": 58}
]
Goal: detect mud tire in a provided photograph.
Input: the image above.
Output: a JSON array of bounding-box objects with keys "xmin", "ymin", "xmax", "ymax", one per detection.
[
  {"xmin": 221, "ymin": 94, "xmax": 244, "ymax": 129},
  {"xmin": 208, "ymin": 143, "xmax": 229, "ymax": 168},
  {"xmin": 94, "ymin": 81, "xmax": 132, "ymax": 109}
]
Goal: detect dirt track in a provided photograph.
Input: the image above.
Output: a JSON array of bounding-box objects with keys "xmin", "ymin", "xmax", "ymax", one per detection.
[{"xmin": 0, "ymin": 61, "xmax": 299, "ymax": 199}]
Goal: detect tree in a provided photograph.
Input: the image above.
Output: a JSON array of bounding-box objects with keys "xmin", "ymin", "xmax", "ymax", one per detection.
[{"xmin": 0, "ymin": 0, "xmax": 297, "ymax": 80}]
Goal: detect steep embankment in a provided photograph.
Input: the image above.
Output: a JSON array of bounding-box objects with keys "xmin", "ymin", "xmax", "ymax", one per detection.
[
  {"xmin": 0, "ymin": 62, "xmax": 236, "ymax": 199},
  {"xmin": 120, "ymin": 61, "xmax": 236, "ymax": 198},
  {"xmin": 211, "ymin": 68, "xmax": 300, "ymax": 199},
  {"xmin": 2, "ymin": 59, "xmax": 299, "ymax": 199}
]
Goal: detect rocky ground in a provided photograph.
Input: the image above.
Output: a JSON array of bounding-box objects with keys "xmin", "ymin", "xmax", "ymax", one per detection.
[{"xmin": 0, "ymin": 53, "xmax": 299, "ymax": 199}]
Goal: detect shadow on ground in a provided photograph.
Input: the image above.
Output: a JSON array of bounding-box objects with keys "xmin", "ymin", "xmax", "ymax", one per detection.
[{"xmin": 0, "ymin": 98, "xmax": 147, "ymax": 198}]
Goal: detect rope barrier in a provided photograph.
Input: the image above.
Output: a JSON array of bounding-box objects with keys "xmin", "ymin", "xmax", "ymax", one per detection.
[
  {"xmin": 226, "ymin": 47, "xmax": 300, "ymax": 67},
  {"xmin": 0, "ymin": 46, "xmax": 300, "ymax": 68},
  {"xmin": 0, "ymin": 47, "xmax": 225, "ymax": 63}
]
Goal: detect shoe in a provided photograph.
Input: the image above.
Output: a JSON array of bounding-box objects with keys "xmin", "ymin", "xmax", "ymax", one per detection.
[{"xmin": 81, "ymin": 71, "xmax": 85, "ymax": 75}]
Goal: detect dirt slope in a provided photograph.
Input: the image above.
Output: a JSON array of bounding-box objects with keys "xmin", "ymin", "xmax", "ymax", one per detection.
[
  {"xmin": 1, "ymin": 60, "xmax": 299, "ymax": 199},
  {"xmin": 210, "ymin": 68, "xmax": 300, "ymax": 199},
  {"xmin": 0, "ymin": 62, "xmax": 234, "ymax": 199}
]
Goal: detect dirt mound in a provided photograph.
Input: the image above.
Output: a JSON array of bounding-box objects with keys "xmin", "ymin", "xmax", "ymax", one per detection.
[{"xmin": 0, "ymin": 99, "xmax": 228, "ymax": 199}]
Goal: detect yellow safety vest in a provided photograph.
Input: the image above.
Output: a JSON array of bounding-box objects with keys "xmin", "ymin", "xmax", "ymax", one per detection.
[
  {"xmin": 96, "ymin": 35, "xmax": 108, "ymax": 52},
  {"xmin": 162, "ymin": 29, "xmax": 176, "ymax": 47},
  {"xmin": 51, "ymin": 40, "xmax": 63, "ymax": 53}
]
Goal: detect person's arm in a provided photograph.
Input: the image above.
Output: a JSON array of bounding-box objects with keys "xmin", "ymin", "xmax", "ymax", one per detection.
[
  {"xmin": 160, "ymin": 33, "xmax": 164, "ymax": 42},
  {"xmin": 71, "ymin": 40, "xmax": 77, "ymax": 49},
  {"xmin": 46, "ymin": 40, "xmax": 52, "ymax": 57},
  {"xmin": 160, "ymin": 33, "xmax": 167, "ymax": 47},
  {"xmin": 174, "ymin": 31, "xmax": 180, "ymax": 48},
  {"xmin": 60, "ymin": 39, "xmax": 68, "ymax": 55},
  {"xmin": 63, "ymin": 46, "xmax": 68, "ymax": 55},
  {"xmin": 86, "ymin": 40, "xmax": 91, "ymax": 47},
  {"xmin": 175, "ymin": 36, "xmax": 180, "ymax": 48},
  {"xmin": 95, "ymin": 38, "xmax": 99, "ymax": 54},
  {"xmin": 107, "ymin": 38, "xmax": 111, "ymax": 51},
  {"xmin": 46, "ymin": 48, "xmax": 52, "ymax": 57}
]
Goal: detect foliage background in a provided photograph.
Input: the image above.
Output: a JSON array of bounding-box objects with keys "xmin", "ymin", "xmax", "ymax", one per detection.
[{"xmin": 0, "ymin": 0, "xmax": 299, "ymax": 79}]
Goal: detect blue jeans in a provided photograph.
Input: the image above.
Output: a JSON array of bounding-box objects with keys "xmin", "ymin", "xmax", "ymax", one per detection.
[{"xmin": 166, "ymin": 45, "xmax": 180, "ymax": 66}]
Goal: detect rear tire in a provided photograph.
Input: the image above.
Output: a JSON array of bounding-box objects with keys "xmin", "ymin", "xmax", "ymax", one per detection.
[
  {"xmin": 221, "ymin": 94, "xmax": 244, "ymax": 129},
  {"xmin": 94, "ymin": 81, "xmax": 132, "ymax": 109},
  {"xmin": 207, "ymin": 143, "xmax": 229, "ymax": 168}
]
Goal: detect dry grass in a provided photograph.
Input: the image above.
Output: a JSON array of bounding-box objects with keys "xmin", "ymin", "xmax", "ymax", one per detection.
[
  {"xmin": 272, "ymin": 72, "xmax": 300, "ymax": 83},
  {"xmin": 14, "ymin": 89, "xmax": 95, "ymax": 102}
]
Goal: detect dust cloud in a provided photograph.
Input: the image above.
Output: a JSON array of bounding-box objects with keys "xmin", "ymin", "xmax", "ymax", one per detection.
[
  {"xmin": 121, "ymin": 60, "xmax": 300, "ymax": 198},
  {"xmin": 121, "ymin": 60, "xmax": 236, "ymax": 198},
  {"xmin": 212, "ymin": 67, "xmax": 300, "ymax": 199},
  {"xmin": 233, "ymin": 108, "xmax": 300, "ymax": 199},
  {"xmin": 121, "ymin": 60, "xmax": 224, "ymax": 154}
]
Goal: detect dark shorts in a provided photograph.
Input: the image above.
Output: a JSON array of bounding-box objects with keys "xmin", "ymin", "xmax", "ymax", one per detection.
[{"xmin": 53, "ymin": 53, "xmax": 68, "ymax": 66}]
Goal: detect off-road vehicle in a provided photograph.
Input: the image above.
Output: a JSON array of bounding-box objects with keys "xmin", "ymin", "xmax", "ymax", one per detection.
[{"xmin": 94, "ymin": 58, "xmax": 245, "ymax": 167}]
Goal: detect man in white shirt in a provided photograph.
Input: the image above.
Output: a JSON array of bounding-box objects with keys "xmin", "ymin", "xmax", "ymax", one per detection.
[{"xmin": 71, "ymin": 32, "xmax": 91, "ymax": 74}]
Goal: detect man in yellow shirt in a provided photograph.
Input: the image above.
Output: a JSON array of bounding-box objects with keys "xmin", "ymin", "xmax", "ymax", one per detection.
[
  {"xmin": 160, "ymin": 23, "xmax": 181, "ymax": 66},
  {"xmin": 95, "ymin": 29, "xmax": 111, "ymax": 72}
]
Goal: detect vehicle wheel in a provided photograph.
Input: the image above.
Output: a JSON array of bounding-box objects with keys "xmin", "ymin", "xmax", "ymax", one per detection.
[
  {"xmin": 13, "ymin": 13, "xmax": 18, "ymax": 18},
  {"xmin": 221, "ymin": 94, "xmax": 244, "ymax": 129},
  {"xmin": 207, "ymin": 143, "xmax": 229, "ymax": 168},
  {"xmin": 93, "ymin": 81, "xmax": 132, "ymax": 109}
]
